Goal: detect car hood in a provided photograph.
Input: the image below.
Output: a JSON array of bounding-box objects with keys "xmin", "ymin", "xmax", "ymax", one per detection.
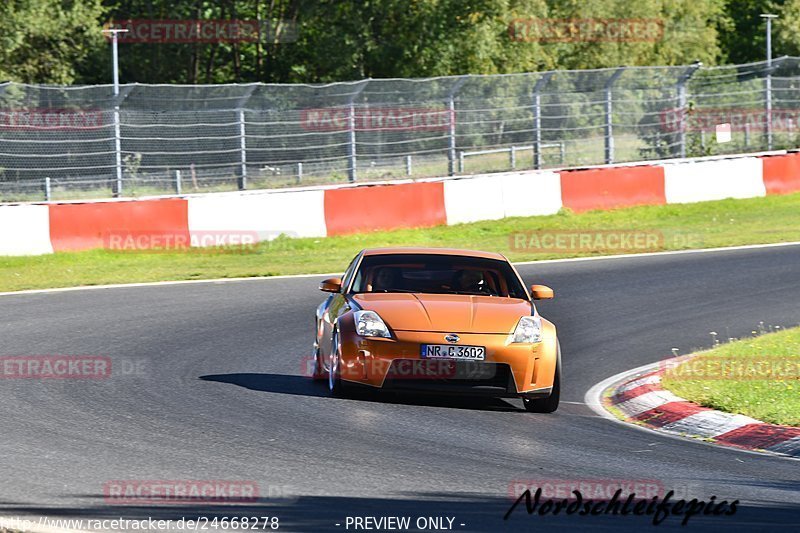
[{"xmin": 352, "ymin": 293, "xmax": 532, "ymax": 334}]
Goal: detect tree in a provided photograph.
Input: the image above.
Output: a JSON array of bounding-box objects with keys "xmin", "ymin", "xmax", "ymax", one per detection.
[
  {"xmin": 0, "ymin": 0, "xmax": 106, "ymax": 84},
  {"xmin": 773, "ymin": 0, "xmax": 800, "ymax": 58},
  {"xmin": 716, "ymin": 0, "xmax": 774, "ymax": 64},
  {"xmin": 0, "ymin": 0, "xmax": 769, "ymax": 85}
]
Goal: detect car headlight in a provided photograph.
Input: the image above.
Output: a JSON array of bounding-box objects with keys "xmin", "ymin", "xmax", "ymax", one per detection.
[
  {"xmin": 511, "ymin": 316, "xmax": 542, "ymax": 343},
  {"xmin": 354, "ymin": 310, "xmax": 391, "ymax": 338}
]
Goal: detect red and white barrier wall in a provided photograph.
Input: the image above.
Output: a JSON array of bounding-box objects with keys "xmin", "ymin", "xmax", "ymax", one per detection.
[
  {"xmin": 0, "ymin": 205, "xmax": 53, "ymax": 255},
  {"xmin": 2, "ymin": 150, "xmax": 800, "ymax": 256},
  {"xmin": 663, "ymin": 157, "xmax": 766, "ymax": 203},
  {"xmin": 189, "ymin": 189, "xmax": 327, "ymax": 240}
]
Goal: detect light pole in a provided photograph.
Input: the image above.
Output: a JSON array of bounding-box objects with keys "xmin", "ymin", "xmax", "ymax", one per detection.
[
  {"xmin": 761, "ymin": 13, "xmax": 777, "ymax": 150},
  {"xmin": 102, "ymin": 27, "xmax": 128, "ymax": 196}
]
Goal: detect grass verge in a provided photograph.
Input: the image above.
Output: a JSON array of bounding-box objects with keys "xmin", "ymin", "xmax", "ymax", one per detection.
[
  {"xmin": 1, "ymin": 192, "xmax": 800, "ymax": 292},
  {"xmin": 661, "ymin": 327, "xmax": 800, "ymax": 427}
]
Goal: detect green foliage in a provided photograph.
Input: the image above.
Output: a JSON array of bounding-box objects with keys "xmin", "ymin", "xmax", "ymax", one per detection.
[
  {"xmin": 716, "ymin": 0, "xmax": 773, "ymax": 64},
  {"xmin": 0, "ymin": 1, "xmax": 790, "ymax": 85},
  {"xmin": 715, "ymin": 1, "xmax": 800, "ymax": 64},
  {"xmin": 0, "ymin": 0, "xmax": 106, "ymax": 84},
  {"xmin": 774, "ymin": 0, "xmax": 800, "ymax": 57},
  {"xmin": 543, "ymin": 0, "xmax": 726, "ymax": 69},
  {"xmin": 0, "ymin": 0, "xmax": 744, "ymax": 84}
]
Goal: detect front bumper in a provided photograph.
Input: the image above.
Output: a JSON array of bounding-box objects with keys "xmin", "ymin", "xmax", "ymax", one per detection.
[{"xmin": 339, "ymin": 330, "xmax": 554, "ymax": 395}]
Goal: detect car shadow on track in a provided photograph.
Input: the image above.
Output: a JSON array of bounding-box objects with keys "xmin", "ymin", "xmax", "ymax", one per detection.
[
  {"xmin": 200, "ymin": 373, "xmax": 330, "ymax": 398},
  {"xmin": 199, "ymin": 372, "xmax": 524, "ymax": 412}
]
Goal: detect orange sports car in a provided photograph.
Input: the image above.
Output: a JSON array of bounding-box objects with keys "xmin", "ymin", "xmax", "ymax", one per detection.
[{"xmin": 311, "ymin": 248, "xmax": 561, "ymax": 412}]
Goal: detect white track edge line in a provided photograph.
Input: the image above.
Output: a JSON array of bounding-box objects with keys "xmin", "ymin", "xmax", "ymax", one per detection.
[
  {"xmin": 513, "ymin": 239, "xmax": 800, "ymax": 266},
  {"xmin": 0, "ymin": 271, "xmax": 343, "ymax": 297}
]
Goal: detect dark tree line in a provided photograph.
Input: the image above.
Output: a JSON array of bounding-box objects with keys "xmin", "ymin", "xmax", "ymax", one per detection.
[{"xmin": 0, "ymin": 0, "xmax": 795, "ymax": 85}]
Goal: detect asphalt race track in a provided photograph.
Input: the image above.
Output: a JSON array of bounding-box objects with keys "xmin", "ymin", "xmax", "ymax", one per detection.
[{"xmin": 1, "ymin": 244, "xmax": 799, "ymax": 532}]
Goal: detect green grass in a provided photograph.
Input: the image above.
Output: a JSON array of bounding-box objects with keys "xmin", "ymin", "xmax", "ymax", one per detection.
[
  {"xmin": 661, "ymin": 327, "xmax": 800, "ymax": 427},
  {"xmin": 1, "ymin": 192, "xmax": 800, "ymax": 292}
]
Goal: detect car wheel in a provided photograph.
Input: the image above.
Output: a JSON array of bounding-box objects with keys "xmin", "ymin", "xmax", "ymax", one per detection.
[
  {"xmin": 523, "ymin": 341, "xmax": 561, "ymax": 413},
  {"xmin": 328, "ymin": 329, "xmax": 346, "ymax": 396}
]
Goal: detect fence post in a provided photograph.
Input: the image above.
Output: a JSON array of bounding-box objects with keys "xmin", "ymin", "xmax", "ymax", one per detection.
[
  {"xmin": 766, "ymin": 75, "xmax": 773, "ymax": 150},
  {"xmin": 44, "ymin": 177, "xmax": 51, "ymax": 201},
  {"xmin": 175, "ymin": 170, "xmax": 182, "ymax": 195},
  {"xmin": 604, "ymin": 67, "xmax": 626, "ymax": 165},
  {"xmin": 235, "ymin": 85, "xmax": 258, "ymax": 191},
  {"xmin": 458, "ymin": 151, "xmax": 465, "ymax": 173},
  {"xmin": 764, "ymin": 56, "xmax": 785, "ymax": 151},
  {"xmin": 238, "ymin": 109, "xmax": 248, "ymax": 190},
  {"xmin": 297, "ymin": 162, "xmax": 303, "ymax": 184},
  {"xmin": 509, "ymin": 146, "xmax": 516, "ymax": 170},
  {"xmin": 405, "ymin": 155, "xmax": 412, "ymax": 176},
  {"xmin": 447, "ymin": 76, "xmax": 468, "ymax": 176},
  {"xmin": 346, "ymin": 80, "xmax": 369, "ymax": 183},
  {"xmin": 677, "ymin": 61, "xmax": 702, "ymax": 158},
  {"xmin": 110, "ymin": 85, "xmax": 134, "ymax": 198},
  {"xmin": 113, "ymin": 109, "xmax": 123, "ymax": 197},
  {"xmin": 532, "ymin": 73, "xmax": 552, "ymax": 170},
  {"xmin": 347, "ymin": 102, "xmax": 357, "ymax": 182},
  {"xmin": 448, "ymin": 96, "xmax": 456, "ymax": 175},
  {"xmin": 766, "ymin": 60, "xmax": 776, "ymax": 151}
]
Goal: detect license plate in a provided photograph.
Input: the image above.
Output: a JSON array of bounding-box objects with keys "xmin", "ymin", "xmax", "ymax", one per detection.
[{"xmin": 420, "ymin": 344, "xmax": 485, "ymax": 361}]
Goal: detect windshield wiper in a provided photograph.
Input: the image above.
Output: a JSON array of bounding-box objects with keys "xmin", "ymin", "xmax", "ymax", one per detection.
[
  {"xmin": 447, "ymin": 291, "xmax": 495, "ymax": 296},
  {"xmin": 354, "ymin": 288, "xmax": 419, "ymax": 294},
  {"xmin": 357, "ymin": 289, "xmax": 497, "ymax": 296}
]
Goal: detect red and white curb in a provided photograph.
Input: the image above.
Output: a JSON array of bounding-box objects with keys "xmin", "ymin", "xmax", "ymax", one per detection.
[{"xmin": 586, "ymin": 356, "xmax": 800, "ymax": 459}]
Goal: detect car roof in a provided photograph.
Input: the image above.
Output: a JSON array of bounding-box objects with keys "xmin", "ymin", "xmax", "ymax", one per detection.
[{"xmin": 360, "ymin": 247, "xmax": 507, "ymax": 261}]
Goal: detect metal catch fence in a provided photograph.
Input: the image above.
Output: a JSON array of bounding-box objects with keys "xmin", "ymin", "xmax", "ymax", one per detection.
[{"xmin": 2, "ymin": 57, "xmax": 800, "ymax": 201}]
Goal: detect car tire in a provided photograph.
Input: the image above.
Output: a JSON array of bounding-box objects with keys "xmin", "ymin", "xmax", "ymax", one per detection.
[
  {"xmin": 328, "ymin": 329, "xmax": 347, "ymax": 396},
  {"xmin": 523, "ymin": 341, "xmax": 561, "ymax": 413}
]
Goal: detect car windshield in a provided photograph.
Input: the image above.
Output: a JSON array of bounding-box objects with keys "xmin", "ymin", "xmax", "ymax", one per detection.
[{"xmin": 350, "ymin": 253, "xmax": 528, "ymax": 299}]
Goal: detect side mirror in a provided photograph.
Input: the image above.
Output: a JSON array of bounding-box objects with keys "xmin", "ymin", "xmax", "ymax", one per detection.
[
  {"xmin": 320, "ymin": 277, "xmax": 342, "ymax": 293},
  {"xmin": 530, "ymin": 284, "xmax": 554, "ymax": 300}
]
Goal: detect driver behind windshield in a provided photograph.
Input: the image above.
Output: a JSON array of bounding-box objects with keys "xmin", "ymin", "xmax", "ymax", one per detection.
[
  {"xmin": 454, "ymin": 269, "xmax": 487, "ymax": 294},
  {"xmin": 372, "ymin": 267, "xmax": 402, "ymax": 292}
]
